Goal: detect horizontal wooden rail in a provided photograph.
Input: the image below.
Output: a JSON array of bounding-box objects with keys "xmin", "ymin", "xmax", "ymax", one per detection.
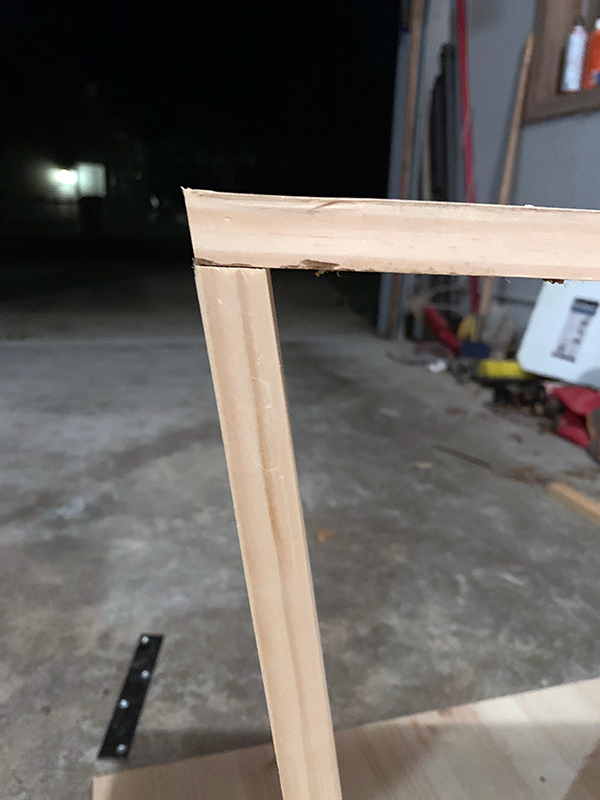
[{"xmin": 184, "ymin": 189, "xmax": 600, "ymax": 281}]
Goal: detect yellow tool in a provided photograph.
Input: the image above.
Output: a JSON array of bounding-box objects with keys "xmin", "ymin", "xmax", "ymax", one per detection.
[{"xmin": 477, "ymin": 359, "xmax": 534, "ymax": 381}]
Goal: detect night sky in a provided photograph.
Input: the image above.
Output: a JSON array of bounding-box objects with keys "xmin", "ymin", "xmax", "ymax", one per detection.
[{"xmin": 2, "ymin": 0, "xmax": 401, "ymax": 201}]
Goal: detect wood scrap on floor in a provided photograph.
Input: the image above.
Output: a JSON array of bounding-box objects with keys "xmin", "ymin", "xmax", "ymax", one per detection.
[
  {"xmin": 93, "ymin": 677, "xmax": 600, "ymax": 800},
  {"xmin": 432, "ymin": 443, "xmax": 492, "ymax": 470},
  {"xmin": 433, "ymin": 442, "xmax": 599, "ymax": 491},
  {"xmin": 549, "ymin": 482, "xmax": 600, "ymax": 528}
]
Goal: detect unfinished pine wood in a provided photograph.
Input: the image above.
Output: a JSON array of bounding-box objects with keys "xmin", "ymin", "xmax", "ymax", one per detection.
[
  {"xmin": 94, "ymin": 677, "xmax": 600, "ymax": 800},
  {"xmin": 193, "ymin": 266, "xmax": 341, "ymax": 800},
  {"xmin": 184, "ymin": 189, "xmax": 600, "ymax": 281},
  {"xmin": 549, "ymin": 482, "xmax": 600, "ymax": 528}
]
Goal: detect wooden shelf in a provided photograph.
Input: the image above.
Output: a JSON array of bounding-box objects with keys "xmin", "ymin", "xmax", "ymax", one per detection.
[
  {"xmin": 527, "ymin": 85, "xmax": 600, "ymax": 123},
  {"xmin": 525, "ymin": 0, "xmax": 600, "ymax": 123}
]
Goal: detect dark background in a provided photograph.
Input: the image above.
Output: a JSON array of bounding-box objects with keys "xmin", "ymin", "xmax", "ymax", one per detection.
[{"xmin": 1, "ymin": 0, "xmax": 402, "ymax": 318}]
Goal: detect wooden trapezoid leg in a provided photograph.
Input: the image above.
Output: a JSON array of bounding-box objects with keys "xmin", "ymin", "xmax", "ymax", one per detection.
[{"xmin": 194, "ymin": 265, "xmax": 342, "ymax": 800}]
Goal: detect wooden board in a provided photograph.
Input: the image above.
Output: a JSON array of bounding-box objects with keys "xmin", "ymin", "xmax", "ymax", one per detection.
[
  {"xmin": 549, "ymin": 482, "xmax": 600, "ymax": 528},
  {"xmin": 193, "ymin": 266, "xmax": 341, "ymax": 800},
  {"xmin": 94, "ymin": 677, "xmax": 600, "ymax": 800},
  {"xmin": 184, "ymin": 189, "xmax": 600, "ymax": 281}
]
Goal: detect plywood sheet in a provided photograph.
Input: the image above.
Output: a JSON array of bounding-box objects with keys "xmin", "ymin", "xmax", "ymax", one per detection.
[{"xmin": 94, "ymin": 678, "xmax": 600, "ymax": 800}]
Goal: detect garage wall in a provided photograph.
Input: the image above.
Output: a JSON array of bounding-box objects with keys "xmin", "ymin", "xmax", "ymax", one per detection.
[{"xmin": 469, "ymin": 0, "xmax": 600, "ymax": 333}]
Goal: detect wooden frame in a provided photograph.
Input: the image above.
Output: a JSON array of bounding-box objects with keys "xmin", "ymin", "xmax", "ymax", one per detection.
[
  {"xmin": 186, "ymin": 190, "xmax": 600, "ymax": 282},
  {"xmin": 525, "ymin": 0, "xmax": 600, "ymax": 123},
  {"xmin": 103, "ymin": 189, "xmax": 600, "ymax": 800},
  {"xmin": 185, "ymin": 188, "xmax": 600, "ymax": 800}
]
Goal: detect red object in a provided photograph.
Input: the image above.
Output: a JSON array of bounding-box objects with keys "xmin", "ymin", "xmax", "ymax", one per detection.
[
  {"xmin": 556, "ymin": 410, "xmax": 590, "ymax": 448},
  {"xmin": 549, "ymin": 385, "xmax": 600, "ymax": 417},
  {"xmin": 456, "ymin": 0, "xmax": 479, "ymax": 312},
  {"xmin": 583, "ymin": 21, "xmax": 600, "ymax": 89},
  {"xmin": 546, "ymin": 385, "xmax": 600, "ymax": 448},
  {"xmin": 424, "ymin": 305, "xmax": 460, "ymax": 355}
]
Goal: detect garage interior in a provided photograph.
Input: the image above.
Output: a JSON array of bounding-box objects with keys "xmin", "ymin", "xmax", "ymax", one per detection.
[{"xmin": 3, "ymin": 1, "xmax": 600, "ymax": 799}]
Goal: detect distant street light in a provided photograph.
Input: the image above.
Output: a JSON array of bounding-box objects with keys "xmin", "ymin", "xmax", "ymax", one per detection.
[{"xmin": 57, "ymin": 169, "xmax": 78, "ymax": 185}]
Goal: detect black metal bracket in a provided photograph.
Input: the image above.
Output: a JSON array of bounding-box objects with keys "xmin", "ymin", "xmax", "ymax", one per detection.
[{"xmin": 98, "ymin": 634, "xmax": 163, "ymax": 759}]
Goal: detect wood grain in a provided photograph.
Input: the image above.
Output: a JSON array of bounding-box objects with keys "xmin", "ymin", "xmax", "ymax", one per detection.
[
  {"xmin": 94, "ymin": 678, "xmax": 600, "ymax": 800},
  {"xmin": 184, "ymin": 189, "xmax": 600, "ymax": 281},
  {"xmin": 193, "ymin": 266, "xmax": 341, "ymax": 800},
  {"xmin": 548, "ymin": 482, "xmax": 600, "ymax": 528}
]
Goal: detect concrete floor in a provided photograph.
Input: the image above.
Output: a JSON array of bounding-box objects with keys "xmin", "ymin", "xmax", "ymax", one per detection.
[{"xmin": 2, "ymin": 265, "xmax": 600, "ymax": 800}]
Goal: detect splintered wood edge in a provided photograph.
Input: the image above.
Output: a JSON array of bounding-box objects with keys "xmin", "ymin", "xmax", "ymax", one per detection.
[{"xmin": 184, "ymin": 189, "xmax": 600, "ymax": 281}]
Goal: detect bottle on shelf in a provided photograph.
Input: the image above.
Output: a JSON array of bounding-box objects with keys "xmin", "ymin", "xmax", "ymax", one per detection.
[
  {"xmin": 561, "ymin": 16, "xmax": 588, "ymax": 92},
  {"xmin": 583, "ymin": 18, "xmax": 600, "ymax": 89}
]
